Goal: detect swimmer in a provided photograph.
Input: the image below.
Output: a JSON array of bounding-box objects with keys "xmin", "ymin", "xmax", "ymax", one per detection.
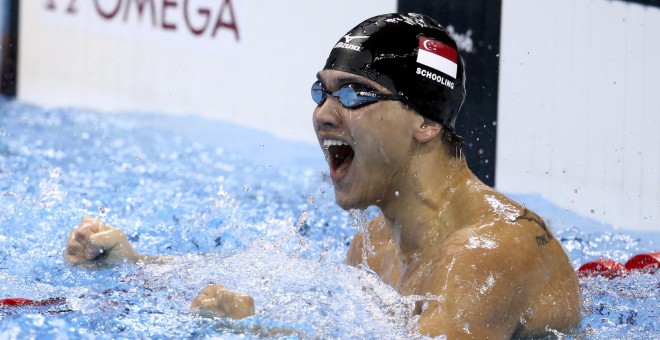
[{"xmin": 64, "ymin": 13, "xmax": 581, "ymax": 338}]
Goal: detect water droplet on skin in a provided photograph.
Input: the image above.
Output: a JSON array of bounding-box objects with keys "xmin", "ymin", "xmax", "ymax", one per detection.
[{"xmin": 463, "ymin": 322, "xmax": 471, "ymax": 333}]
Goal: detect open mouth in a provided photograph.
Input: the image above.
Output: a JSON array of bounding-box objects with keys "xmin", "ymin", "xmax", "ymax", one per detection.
[{"xmin": 323, "ymin": 139, "xmax": 354, "ymax": 178}]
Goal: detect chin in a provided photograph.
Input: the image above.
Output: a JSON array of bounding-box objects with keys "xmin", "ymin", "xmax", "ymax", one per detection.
[{"xmin": 334, "ymin": 193, "xmax": 369, "ymax": 211}]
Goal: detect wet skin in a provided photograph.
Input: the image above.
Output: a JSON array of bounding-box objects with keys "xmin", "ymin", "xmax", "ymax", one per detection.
[{"xmin": 315, "ymin": 69, "xmax": 581, "ymax": 338}]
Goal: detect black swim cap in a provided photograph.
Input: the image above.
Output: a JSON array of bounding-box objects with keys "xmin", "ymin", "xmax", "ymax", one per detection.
[{"xmin": 323, "ymin": 13, "xmax": 466, "ymax": 131}]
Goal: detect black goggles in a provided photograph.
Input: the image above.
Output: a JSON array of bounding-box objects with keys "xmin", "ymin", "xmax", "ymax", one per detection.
[{"xmin": 311, "ymin": 81, "xmax": 402, "ymax": 109}]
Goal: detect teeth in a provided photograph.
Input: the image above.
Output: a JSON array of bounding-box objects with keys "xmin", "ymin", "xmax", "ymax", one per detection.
[{"xmin": 323, "ymin": 139, "xmax": 349, "ymax": 148}]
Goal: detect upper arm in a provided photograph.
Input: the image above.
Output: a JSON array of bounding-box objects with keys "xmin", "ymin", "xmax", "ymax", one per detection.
[{"xmin": 416, "ymin": 233, "xmax": 530, "ymax": 338}]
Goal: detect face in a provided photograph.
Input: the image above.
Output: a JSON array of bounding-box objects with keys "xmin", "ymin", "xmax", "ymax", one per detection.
[{"xmin": 312, "ymin": 69, "xmax": 423, "ymax": 210}]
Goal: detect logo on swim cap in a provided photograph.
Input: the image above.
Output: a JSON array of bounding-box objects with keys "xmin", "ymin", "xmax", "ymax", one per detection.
[
  {"xmin": 333, "ymin": 34, "xmax": 369, "ymax": 52},
  {"xmin": 342, "ymin": 34, "xmax": 369, "ymax": 43},
  {"xmin": 417, "ymin": 37, "xmax": 458, "ymax": 79}
]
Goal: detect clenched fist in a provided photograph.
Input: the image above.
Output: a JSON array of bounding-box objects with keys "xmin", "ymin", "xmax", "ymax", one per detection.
[
  {"xmin": 64, "ymin": 217, "xmax": 144, "ymax": 265},
  {"xmin": 190, "ymin": 284, "xmax": 255, "ymax": 319}
]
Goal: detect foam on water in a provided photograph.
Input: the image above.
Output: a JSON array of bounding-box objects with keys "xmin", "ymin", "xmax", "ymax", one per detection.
[{"xmin": 0, "ymin": 99, "xmax": 658, "ymax": 339}]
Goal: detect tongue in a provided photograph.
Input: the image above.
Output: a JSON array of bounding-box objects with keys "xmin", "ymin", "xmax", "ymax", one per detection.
[{"xmin": 335, "ymin": 155, "xmax": 353, "ymax": 174}]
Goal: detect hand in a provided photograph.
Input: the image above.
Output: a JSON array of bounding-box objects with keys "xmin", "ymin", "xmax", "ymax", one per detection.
[
  {"xmin": 190, "ymin": 284, "xmax": 255, "ymax": 320},
  {"xmin": 64, "ymin": 217, "xmax": 143, "ymax": 265}
]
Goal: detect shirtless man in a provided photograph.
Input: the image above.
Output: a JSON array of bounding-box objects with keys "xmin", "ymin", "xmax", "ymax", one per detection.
[{"xmin": 64, "ymin": 13, "xmax": 581, "ymax": 338}]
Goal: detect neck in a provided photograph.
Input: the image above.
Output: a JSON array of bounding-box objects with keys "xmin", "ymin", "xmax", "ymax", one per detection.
[{"xmin": 377, "ymin": 145, "xmax": 477, "ymax": 263}]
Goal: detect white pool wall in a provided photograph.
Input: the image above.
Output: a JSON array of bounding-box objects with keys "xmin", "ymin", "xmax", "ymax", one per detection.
[
  {"xmin": 17, "ymin": 0, "xmax": 397, "ymax": 143},
  {"xmin": 497, "ymin": 0, "xmax": 660, "ymax": 232}
]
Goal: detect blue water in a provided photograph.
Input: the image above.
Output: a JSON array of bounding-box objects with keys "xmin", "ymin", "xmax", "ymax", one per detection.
[{"xmin": 0, "ymin": 99, "xmax": 657, "ymax": 339}]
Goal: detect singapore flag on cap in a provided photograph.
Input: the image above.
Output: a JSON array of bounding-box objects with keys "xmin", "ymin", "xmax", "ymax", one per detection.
[{"xmin": 416, "ymin": 37, "xmax": 458, "ymax": 79}]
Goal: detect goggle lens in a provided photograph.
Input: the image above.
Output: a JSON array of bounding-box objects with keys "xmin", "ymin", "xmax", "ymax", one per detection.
[
  {"xmin": 311, "ymin": 81, "xmax": 326, "ymax": 105},
  {"xmin": 311, "ymin": 81, "xmax": 400, "ymax": 109}
]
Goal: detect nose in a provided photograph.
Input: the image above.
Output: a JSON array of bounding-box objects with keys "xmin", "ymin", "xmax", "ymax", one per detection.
[{"xmin": 312, "ymin": 98, "xmax": 342, "ymax": 131}]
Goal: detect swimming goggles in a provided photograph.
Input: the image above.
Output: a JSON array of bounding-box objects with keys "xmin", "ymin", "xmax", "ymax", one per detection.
[{"xmin": 311, "ymin": 81, "xmax": 402, "ymax": 109}]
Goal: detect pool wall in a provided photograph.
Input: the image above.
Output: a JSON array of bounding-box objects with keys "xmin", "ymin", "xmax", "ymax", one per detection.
[
  {"xmin": 496, "ymin": 0, "xmax": 660, "ymax": 232},
  {"xmin": 10, "ymin": 0, "xmax": 660, "ymax": 232},
  {"xmin": 15, "ymin": 0, "xmax": 397, "ymax": 144}
]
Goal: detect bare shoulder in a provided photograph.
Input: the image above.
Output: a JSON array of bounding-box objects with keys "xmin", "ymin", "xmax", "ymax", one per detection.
[
  {"xmin": 448, "ymin": 191, "xmax": 571, "ymax": 276},
  {"xmin": 345, "ymin": 214, "xmax": 401, "ymax": 284},
  {"xmin": 346, "ymin": 215, "xmax": 392, "ymax": 266},
  {"xmin": 417, "ymin": 195, "xmax": 580, "ymax": 337}
]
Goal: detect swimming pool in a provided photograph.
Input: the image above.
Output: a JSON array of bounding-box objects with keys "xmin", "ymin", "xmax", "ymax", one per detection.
[{"xmin": 0, "ymin": 99, "xmax": 657, "ymax": 339}]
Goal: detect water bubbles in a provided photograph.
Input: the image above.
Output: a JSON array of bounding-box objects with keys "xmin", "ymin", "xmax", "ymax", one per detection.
[
  {"xmin": 99, "ymin": 205, "xmax": 106, "ymax": 215},
  {"xmin": 243, "ymin": 185, "xmax": 250, "ymax": 191},
  {"xmin": 307, "ymin": 195, "xmax": 316, "ymax": 205}
]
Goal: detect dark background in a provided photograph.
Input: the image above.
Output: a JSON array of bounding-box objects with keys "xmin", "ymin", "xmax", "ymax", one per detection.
[
  {"xmin": 399, "ymin": 0, "xmax": 502, "ymax": 187},
  {"xmin": 0, "ymin": 0, "xmax": 18, "ymax": 97}
]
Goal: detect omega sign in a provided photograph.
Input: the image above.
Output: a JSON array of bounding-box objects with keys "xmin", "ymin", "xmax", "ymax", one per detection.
[{"xmin": 45, "ymin": 0, "xmax": 240, "ymax": 40}]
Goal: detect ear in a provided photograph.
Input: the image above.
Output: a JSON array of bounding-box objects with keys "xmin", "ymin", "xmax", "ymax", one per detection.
[{"xmin": 414, "ymin": 118, "xmax": 441, "ymax": 143}]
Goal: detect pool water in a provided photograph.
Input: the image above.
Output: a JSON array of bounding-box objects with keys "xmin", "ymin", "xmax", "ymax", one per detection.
[{"xmin": 0, "ymin": 99, "xmax": 657, "ymax": 339}]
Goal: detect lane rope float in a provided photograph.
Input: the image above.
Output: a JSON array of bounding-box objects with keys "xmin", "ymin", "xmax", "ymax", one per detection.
[{"xmin": 577, "ymin": 252, "xmax": 660, "ymax": 278}]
